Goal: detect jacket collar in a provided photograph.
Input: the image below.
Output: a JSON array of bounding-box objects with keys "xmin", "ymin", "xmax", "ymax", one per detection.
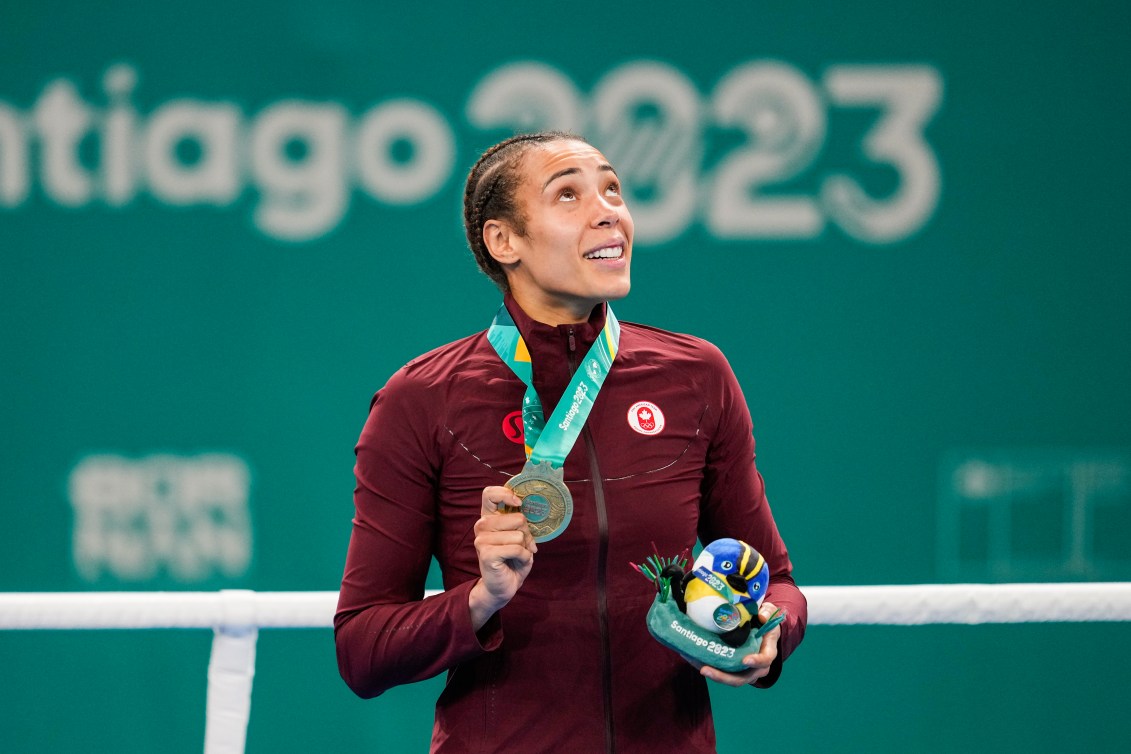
[
  {"xmin": 502, "ymin": 292, "xmax": 606, "ymax": 354},
  {"xmin": 502, "ymin": 292, "xmax": 608, "ymax": 407}
]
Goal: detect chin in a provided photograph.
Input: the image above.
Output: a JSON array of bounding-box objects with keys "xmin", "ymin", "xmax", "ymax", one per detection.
[{"xmin": 607, "ymin": 280, "xmax": 631, "ymax": 301}]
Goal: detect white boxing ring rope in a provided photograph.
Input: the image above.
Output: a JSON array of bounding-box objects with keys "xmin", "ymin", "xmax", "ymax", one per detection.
[{"xmin": 2, "ymin": 584, "xmax": 1130, "ymax": 753}]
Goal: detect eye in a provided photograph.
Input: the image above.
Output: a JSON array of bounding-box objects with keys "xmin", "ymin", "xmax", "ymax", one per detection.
[
  {"xmin": 605, "ymin": 181, "xmax": 621, "ymax": 196},
  {"xmin": 720, "ymin": 560, "xmax": 734, "ymax": 571},
  {"xmin": 558, "ymin": 187, "xmax": 578, "ymax": 202}
]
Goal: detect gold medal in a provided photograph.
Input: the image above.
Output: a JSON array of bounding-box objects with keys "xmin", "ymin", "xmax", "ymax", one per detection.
[{"xmin": 503, "ymin": 459, "xmax": 573, "ymax": 542}]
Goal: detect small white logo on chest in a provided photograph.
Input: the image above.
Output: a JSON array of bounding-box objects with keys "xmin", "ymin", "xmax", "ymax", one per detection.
[
  {"xmin": 627, "ymin": 401, "xmax": 665, "ymax": 435},
  {"xmin": 585, "ymin": 358, "xmax": 601, "ymax": 382}
]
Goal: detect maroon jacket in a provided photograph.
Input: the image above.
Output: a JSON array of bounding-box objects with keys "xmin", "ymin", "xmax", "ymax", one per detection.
[{"xmin": 336, "ymin": 296, "xmax": 806, "ymax": 753}]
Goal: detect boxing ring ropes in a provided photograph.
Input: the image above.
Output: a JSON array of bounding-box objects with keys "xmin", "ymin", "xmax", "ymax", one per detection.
[{"xmin": 2, "ymin": 583, "xmax": 1130, "ymax": 753}]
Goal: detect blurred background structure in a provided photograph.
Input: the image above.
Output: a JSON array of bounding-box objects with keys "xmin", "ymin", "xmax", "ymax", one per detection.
[{"xmin": 2, "ymin": 2, "xmax": 1129, "ymax": 751}]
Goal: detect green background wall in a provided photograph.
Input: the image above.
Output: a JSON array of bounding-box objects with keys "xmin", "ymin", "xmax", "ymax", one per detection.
[{"xmin": 2, "ymin": 1, "xmax": 1129, "ymax": 751}]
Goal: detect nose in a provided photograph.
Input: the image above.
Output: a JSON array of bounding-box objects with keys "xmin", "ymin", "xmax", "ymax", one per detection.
[{"xmin": 591, "ymin": 194, "xmax": 620, "ymax": 228}]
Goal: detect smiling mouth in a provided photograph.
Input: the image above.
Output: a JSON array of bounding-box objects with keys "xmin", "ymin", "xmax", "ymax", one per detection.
[{"xmin": 584, "ymin": 244, "xmax": 625, "ymax": 260}]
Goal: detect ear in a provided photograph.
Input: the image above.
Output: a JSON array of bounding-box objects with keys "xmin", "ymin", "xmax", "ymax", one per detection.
[{"xmin": 483, "ymin": 219, "xmax": 521, "ymax": 266}]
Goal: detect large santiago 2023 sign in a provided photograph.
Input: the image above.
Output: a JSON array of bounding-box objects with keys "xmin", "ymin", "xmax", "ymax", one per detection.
[{"xmin": 1, "ymin": 59, "xmax": 942, "ymax": 245}]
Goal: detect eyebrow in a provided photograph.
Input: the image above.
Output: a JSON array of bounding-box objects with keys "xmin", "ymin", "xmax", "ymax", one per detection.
[{"xmin": 541, "ymin": 163, "xmax": 618, "ymax": 192}]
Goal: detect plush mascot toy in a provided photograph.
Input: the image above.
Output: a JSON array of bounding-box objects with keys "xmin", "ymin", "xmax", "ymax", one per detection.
[
  {"xmin": 682, "ymin": 538, "xmax": 769, "ymax": 643},
  {"xmin": 632, "ymin": 538, "xmax": 784, "ymax": 673}
]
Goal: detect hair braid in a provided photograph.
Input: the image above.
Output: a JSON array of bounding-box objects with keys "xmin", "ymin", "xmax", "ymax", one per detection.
[{"xmin": 463, "ymin": 131, "xmax": 588, "ymax": 291}]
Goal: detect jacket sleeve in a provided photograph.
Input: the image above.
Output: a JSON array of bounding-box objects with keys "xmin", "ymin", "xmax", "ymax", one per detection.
[
  {"xmin": 334, "ymin": 368, "xmax": 501, "ymax": 699},
  {"xmin": 697, "ymin": 345, "xmax": 807, "ymax": 688}
]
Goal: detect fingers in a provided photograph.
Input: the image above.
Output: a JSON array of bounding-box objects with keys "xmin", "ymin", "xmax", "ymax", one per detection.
[
  {"xmin": 700, "ymin": 647, "xmax": 773, "ymax": 687},
  {"xmin": 478, "ymin": 486, "xmax": 537, "ymax": 552},
  {"xmin": 482, "ymin": 485, "xmax": 523, "ymax": 516},
  {"xmin": 479, "ymin": 542, "xmax": 535, "ymax": 569},
  {"xmin": 475, "ymin": 486, "xmax": 538, "ymax": 560},
  {"xmin": 737, "ymin": 636, "xmax": 777, "ymax": 676},
  {"xmin": 741, "ymin": 610, "xmax": 778, "ymax": 669},
  {"xmin": 700, "ymin": 663, "xmax": 759, "ymax": 687},
  {"xmin": 474, "ymin": 525, "xmax": 537, "ymax": 556},
  {"xmin": 757, "ymin": 600, "xmax": 781, "ymax": 628}
]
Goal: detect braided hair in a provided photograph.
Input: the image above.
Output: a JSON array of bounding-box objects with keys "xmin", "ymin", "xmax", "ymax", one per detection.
[{"xmin": 463, "ymin": 131, "xmax": 589, "ymax": 290}]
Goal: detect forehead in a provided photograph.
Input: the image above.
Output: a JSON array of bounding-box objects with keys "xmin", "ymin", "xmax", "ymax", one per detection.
[{"xmin": 518, "ymin": 140, "xmax": 613, "ymax": 185}]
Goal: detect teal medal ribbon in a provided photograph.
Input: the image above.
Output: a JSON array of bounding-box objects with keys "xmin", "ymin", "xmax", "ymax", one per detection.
[{"xmin": 487, "ymin": 303, "xmax": 621, "ymax": 541}]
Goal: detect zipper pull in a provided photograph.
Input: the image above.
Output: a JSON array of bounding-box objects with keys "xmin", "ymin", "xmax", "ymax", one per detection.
[{"xmin": 568, "ymin": 327, "xmax": 576, "ymax": 352}]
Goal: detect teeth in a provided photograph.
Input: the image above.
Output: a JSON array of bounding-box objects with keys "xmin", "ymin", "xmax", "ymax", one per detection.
[{"xmin": 585, "ymin": 245, "xmax": 623, "ymax": 259}]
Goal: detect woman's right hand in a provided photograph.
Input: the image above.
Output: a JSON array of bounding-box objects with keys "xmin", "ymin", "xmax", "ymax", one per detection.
[{"xmin": 468, "ymin": 485, "xmax": 537, "ymax": 630}]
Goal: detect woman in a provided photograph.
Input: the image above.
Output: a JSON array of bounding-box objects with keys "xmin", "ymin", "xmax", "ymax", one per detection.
[{"xmin": 335, "ymin": 131, "xmax": 806, "ymax": 753}]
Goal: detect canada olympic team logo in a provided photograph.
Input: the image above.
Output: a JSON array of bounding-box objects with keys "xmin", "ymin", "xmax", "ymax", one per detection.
[{"xmin": 627, "ymin": 401, "xmax": 665, "ymax": 436}]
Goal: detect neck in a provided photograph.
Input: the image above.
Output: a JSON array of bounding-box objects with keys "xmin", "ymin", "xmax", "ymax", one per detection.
[{"xmin": 509, "ymin": 289, "xmax": 601, "ymax": 327}]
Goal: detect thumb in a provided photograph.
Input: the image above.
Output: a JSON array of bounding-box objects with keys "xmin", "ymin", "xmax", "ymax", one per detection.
[{"xmin": 482, "ymin": 485, "xmax": 523, "ymax": 516}]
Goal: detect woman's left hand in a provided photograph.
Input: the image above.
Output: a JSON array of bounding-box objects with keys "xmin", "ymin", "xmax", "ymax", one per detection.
[{"xmin": 699, "ymin": 601, "xmax": 780, "ymax": 687}]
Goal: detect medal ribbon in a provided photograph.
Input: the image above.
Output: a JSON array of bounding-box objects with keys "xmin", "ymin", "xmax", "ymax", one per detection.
[{"xmin": 487, "ymin": 303, "xmax": 620, "ymax": 469}]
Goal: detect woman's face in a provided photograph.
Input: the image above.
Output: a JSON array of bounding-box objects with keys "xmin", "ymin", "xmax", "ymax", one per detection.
[{"xmin": 487, "ymin": 140, "xmax": 633, "ymax": 325}]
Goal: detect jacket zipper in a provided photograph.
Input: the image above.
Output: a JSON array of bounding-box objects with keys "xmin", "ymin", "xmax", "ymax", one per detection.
[
  {"xmin": 567, "ymin": 327, "xmax": 615, "ymax": 753},
  {"xmin": 585, "ymin": 427, "xmax": 615, "ymax": 754}
]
